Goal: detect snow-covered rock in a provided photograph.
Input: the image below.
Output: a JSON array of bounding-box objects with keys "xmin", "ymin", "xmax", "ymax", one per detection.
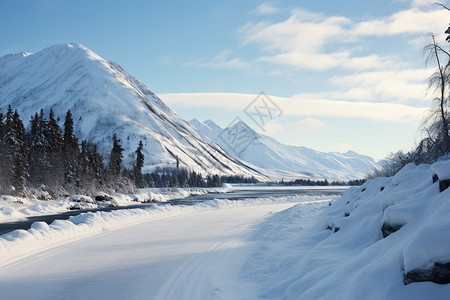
[
  {"xmin": 0, "ymin": 187, "xmax": 231, "ymax": 222},
  {"xmin": 431, "ymin": 160, "xmax": 450, "ymax": 180}
]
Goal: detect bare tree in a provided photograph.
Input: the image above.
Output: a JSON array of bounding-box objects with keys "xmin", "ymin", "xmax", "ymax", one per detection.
[{"xmin": 422, "ymin": 33, "xmax": 450, "ymax": 157}]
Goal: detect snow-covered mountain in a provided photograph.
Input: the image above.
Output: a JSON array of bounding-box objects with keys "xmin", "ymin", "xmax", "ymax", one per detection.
[
  {"xmin": 0, "ymin": 43, "xmax": 265, "ymax": 178},
  {"xmin": 189, "ymin": 118, "xmax": 379, "ymax": 181}
]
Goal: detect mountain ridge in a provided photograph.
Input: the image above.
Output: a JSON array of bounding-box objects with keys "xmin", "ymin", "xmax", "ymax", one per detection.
[
  {"xmin": 0, "ymin": 43, "xmax": 266, "ymax": 179},
  {"xmin": 189, "ymin": 118, "xmax": 379, "ymax": 181}
]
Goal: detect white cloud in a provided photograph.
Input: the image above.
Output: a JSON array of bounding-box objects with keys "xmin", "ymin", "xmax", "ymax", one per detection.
[
  {"xmin": 239, "ymin": 6, "xmax": 449, "ymax": 71},
  {"xmin": 396, "ymin": 0, "xmax": 443, "ymax": 8},
  {"xmin": 292, "ymin": 118, "xmax": 326, "ymax": 132},
  {"xmin": 322, "ymin": 68, "xmax": 433, "ymax": 102},
  {"xmin": 352, "ymin": 7, "xmax": 448, "ymax": 38},
  {"xmin": 241, "ymin": 9, "xmax": 352, "ymax": 54},
  {"xmin": 160, "ymin": 92, "xmax": 427, "ymax": 123},
  {"xmin": 252, "ymin": 2, "xmax": 280, "ymax": 15}
]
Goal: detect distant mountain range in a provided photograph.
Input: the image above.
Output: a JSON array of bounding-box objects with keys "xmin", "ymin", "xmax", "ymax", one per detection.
[
  {"xmin": 189, "ymin": 118, "xmax": 379, "ymax": 181},
  {"xmin": 0, "ymin": 43, "xmax": 378, "ymax": 181}
]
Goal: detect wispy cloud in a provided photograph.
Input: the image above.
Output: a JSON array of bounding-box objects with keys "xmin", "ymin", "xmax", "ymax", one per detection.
[
  {"xmin": 292, "ymin": 118, "xmax": 326, "ymax": 132},
  {"xmin": 160, "ymin": 92, "xmax": 427, "ymax": 123},
  {"xmin": 352, "ymin": 7, "xmax": 448, "ymax": 38},
  {"xmin": 293, "ymin": 68, "xmax": 432, "ymax": 102},
  {"xmin": 395, "ymin": 0, "xmax": 442, "ymax": 8},
  {"xmin": 327, "ymin": 68, "xmax": 432, "ymax": 101},
  {"xmin": 239, "ymin": 5, "xmax": 448, "ymax": 71},
  {"xmin": 252, "ymin": 2, "xmax": 280, "ymax": 15}
]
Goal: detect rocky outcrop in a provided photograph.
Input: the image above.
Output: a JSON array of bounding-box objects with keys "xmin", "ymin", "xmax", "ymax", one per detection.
[
  {"xmin": 405, "ymin": 262, "xmax": 450, "ymax": 285},
  {"xmin": 381, "ymin": 223, "xmax": 404, "ymax": 238}
]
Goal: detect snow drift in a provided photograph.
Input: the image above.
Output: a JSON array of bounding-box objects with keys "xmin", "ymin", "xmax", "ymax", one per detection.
[{"xmin": 244, "ymin": 159, "xmax": 450, "ymax": 299}]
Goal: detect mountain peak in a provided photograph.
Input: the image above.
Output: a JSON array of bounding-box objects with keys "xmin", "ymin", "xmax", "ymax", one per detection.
[
  {"xmin": 0, "ymin": 43, "xmax": 264, "ymax": 179},
  {"xmin": 229, "ymin": 119, "xmax": 253, "ymax": 131},
  {"xmin": 204, "ymin": 119, "xmax": 222, "ymax": 130}
]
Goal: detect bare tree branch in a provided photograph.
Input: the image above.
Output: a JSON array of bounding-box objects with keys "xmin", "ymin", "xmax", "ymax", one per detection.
[
  {"xmin": 436, "ymin": 2, "xmax": 450, "ymax": 11},
  {"xmin": 435, "ymin": 44, "xmax": 450, "ymax": 58}
]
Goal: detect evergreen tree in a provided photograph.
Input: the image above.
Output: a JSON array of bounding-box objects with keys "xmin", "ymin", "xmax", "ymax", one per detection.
[
  {"xmin": 13, "ymin": 150, "xmax": 27, "ymax": 196},
  {"xmin": 0, "ymin": 112, "xmax": 4, "ymax": 141},
  {"xmin": 45, "ymin": 109, "xmax": 64, "ymax": 187},
  {"xmin": 92, "ymin": 144, "xmax": 105, "ymax": 185},
  {"xmin": 10, "ymin": 110, "xmax": 28, "ymax": 195},
  {"xmin": 78, "ymin": 140, "xmax": 91, "ymax": 186},
  {"xmin": 0, "ymin": 111, "xmax": 6, "ymax": 192},
  {"xmin": 109, "ymin": 133, "xmax": 124, "ymax": 176},
  {"xmin": 28, "ymin": 112, "xmax": 47, "ymax": 185},
  {"xmin": 134, "ymin": 140, "xmax": 144, "ymax": 188},
  {"xmin": 63, "ymin": 110, "xmax": 79, "ymax": 185},
  {"xmin": 47, "ymin": 109, "xmax": 63, "ymax": 153}
]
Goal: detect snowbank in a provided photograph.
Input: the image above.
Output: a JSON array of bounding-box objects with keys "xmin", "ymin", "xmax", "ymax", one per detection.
[
  {"xmin": 0, "ymin": 187, "xmax": 230, "ymax": 223},
  {"xmin": 244, "ymin": 160, "xmax": 450, "ymax": 299},
  {"xmin": 0, "ymin": 194, "xmax": 332, "ymax": 268}
]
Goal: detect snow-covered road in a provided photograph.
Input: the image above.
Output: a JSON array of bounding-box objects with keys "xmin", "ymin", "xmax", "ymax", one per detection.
[{"xmin": 0, "ymin": 202, "xmax": 299, "ymax": 300}]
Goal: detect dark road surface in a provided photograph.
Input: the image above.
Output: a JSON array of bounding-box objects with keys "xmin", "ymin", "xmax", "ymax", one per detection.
[{"xmin": 0, "ymin": 187, "xmax": 346, "ymax": 236}]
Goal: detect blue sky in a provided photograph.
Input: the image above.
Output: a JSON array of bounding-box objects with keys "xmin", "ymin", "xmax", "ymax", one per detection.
[{"xmin": 1, "ymin": 0, "xmax": 449, "ymax": 159}]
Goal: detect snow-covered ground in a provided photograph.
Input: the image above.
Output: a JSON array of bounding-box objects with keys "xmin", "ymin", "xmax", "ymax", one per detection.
[
  {"xmin": 0, "ymin": 195, "xmax": 333, "ymax": 299},
  {"xmin": 242, "ymin": 160, "xmax": 450, "ymax": 299},
  {"xmin": 230, "ymin": 184, "xmax": 350, "ymax": 191},
  {"xmin": 1, "ymin": 160, "xmax": 449, "ymax": 299},
  {"xmin": 0, "ymin": 186, "xmax": 230, "ymax": 222}
]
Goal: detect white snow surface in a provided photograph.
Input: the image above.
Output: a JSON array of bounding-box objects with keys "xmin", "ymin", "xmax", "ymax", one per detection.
[
  {"xmin": 0, "ymin": 187, "xmax": 229, "ymax": 222},
  {"xmin": 190, "ymin": 118, "xmax": 380, "ymax": 181},
  {"xmin": 0, "ymin": 159, "xmax": 449, "ymax": 299},
  {"xmin": 0, "ymin": 195, "xmax": 331, "ymax": 299},
  {"xmin": 431, "ymin": 159, "xmax": 450, "ymax": 180},
  {"xmin": 0, "ymin": 43, "xmax": 264, "ymax": 179},
  {"xmin": 243, "ymin": 160, "xmax": 450, "ymax": 299}
]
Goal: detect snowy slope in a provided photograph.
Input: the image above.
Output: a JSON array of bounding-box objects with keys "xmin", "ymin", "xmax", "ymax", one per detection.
[
  {"xmin": 0, "ymin": 43, "xmax": 264, "ymax": 178},
  {"xmin": 243, "ymin": 159, "xmax": 450, "ymax": 299},
  {"xmin": 190, "ymin": 118, "xmax": 379, "ymax": 181}
]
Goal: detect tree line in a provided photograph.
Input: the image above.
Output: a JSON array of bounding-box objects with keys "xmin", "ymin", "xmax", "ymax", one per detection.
[
  {"xmin": 142, "ymin": 167, "xmax": 258, "ymax": 188},
  {"xmin": 277, "ymin": 178, "xmax": 366, "ymax": 186},
  {"xmin": 0, "ymin": 105, "xmax": 260, "ymax": 197},
  {"xmin": 0, "ymin": 106, "xmax": 142, "ymax": 197}
]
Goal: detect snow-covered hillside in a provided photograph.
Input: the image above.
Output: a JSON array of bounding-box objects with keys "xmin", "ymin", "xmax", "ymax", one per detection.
[
  {"xmin": 0, "ymin": 43, "xmax": 264, "ymax": 178},
  {"xmin": 190, "ymin": 118, "xmax": 379, "ymax": 181},
  {"xmin": 245, "ymin": 159, "xmax": 450, "ymax": 299}
]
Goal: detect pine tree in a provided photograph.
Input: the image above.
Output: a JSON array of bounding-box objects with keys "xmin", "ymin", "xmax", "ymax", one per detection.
[
  {"xmin": 0, "ymin": 112, "xmax": 4, "ymax": 141},
  {"xmin": 45, "ymin": 109, "xmax": 64, "ymax": 187},
  {"xmin": 28, "ymin": 112, "xmax": 47, "ymax": 184},
  {"xmin": 0, "ymin": 111, "xmax": 6, "ymax": 192},
  {"xmin": 63, "ymin": 110, "xmax": 79, "ymax": 185},
  {"xmin": 134, "ymin": 140, "xmax": 144, "ymax": 188},
  {"xmin": 10, "ymin": 110, "xmax": 28, "ymax": 195},
  {"xmin": 90, "ymin": 144, "xmax": 105, "ymax": 186},
  {"xmin": 47, "ymin": 109, "xmax": 63, "ymax": 153},
  {"xmin": 13, "ymin": 151, "xmax": 27, "ymax": 196},
  {"xmin": 78, "ymin": 140, "xmax": 90, "ymax": 186},
  {"xmin": 109, "ymin": 133, "xmax": 123, "ymax": 176}
]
